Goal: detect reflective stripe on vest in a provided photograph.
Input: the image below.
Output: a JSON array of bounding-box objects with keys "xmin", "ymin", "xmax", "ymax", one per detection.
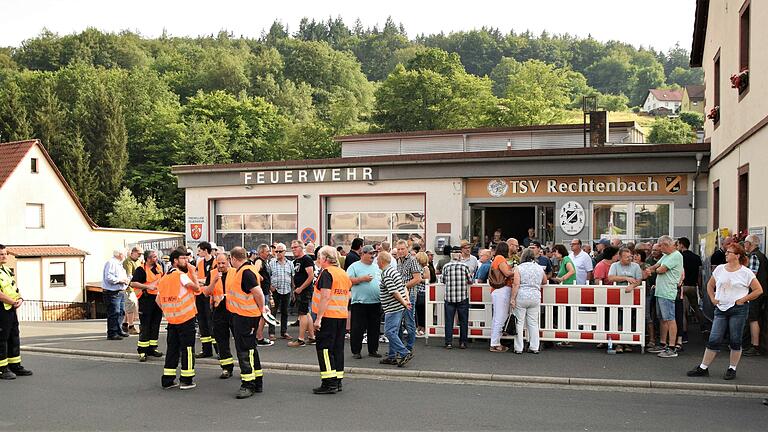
[
  {"xmin": 157, "ymin": 271, "xmax": 197, "ymax": 324},
  {"xmin": 311, "ymin": 266, "xmax": 352, "ymax": 319},
  {"xmin": 137, "ymin": 263, "xmax": 164, "ymax": 299},
  {"xmin": 225, "ymin": 264, "xmax": 262, "ymax": 318}
]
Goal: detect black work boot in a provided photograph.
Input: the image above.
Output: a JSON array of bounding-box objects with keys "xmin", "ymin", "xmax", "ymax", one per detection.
[
  {"xmin": 0, "ymin": 368, "xmax": 16, "ymax": 380},
  {"xmin": 335, "ymin": 378, "xmax": 342, "ymax": 392},
  {"xmin": 313, "ymin": 379, "xmax": 337, "ymax": 394},
  {"xmin": 196, "ymin": 343, "xmax": 213, "ymax": 358},
  {"xmin": 254, "ymin": 376, "xmax": 263, "ymax": 393},
  {"xmin": 9, "ymin": 365, "xmax": 32, "ymax": 376},
  {"xmin": 236, "ymin": 386, "xmax": 255, "ymax": 399}
]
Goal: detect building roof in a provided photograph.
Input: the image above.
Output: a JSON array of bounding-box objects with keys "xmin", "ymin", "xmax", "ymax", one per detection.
[
  {"xmin": 7, "ymin": 245, "xmax": 88, "ymax": 258},
  {"xmin": 648, "ymin": 89, "xmax": 683, "ymax": 102},
  {"xmin": 0, "ymin": 139, "xmax": 97, "ymax": 228},
  {"xmin": 690, "ymin": 0, "xmax": 709, "ymax": 67},
  {"xmin": 335, "ymin": 121, "xmax": 639, "ymax": 142},
  {"xmin": 172, "ymin": 143, "xmax": 710, "ymax": 174},
  {"xmin": 0, "ymin": 140, "xmax": 36, "ymax": 189},
  {"xmin": 685, "ymin": 85, "xmax": 705, "ymax": 100}
]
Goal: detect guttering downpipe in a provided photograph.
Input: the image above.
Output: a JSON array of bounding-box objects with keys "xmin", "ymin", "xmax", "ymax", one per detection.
[{"xmin": 691, "ymin": 152, "xmax": 703, "ymax": 241}]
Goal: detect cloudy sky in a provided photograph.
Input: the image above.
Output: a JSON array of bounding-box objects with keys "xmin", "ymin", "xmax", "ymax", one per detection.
[{"xmin": 1, "ymin": 0, "xmax": 696, "ymax": 51}]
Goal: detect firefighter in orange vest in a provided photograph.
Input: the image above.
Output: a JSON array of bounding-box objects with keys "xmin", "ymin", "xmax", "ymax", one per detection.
[
  {"xmin": 311, "ymin": 246, "xmax": 352, "ymax": 394},
  {"xmin": 227, "ymin": 246, "xmax": 269, "ymax": 399},
  {"xmin": 130, "ymin": 250, "xmax": 165, "ymax": 362},
  {"xmin": 195, "ymin": 242, "xmax": 217, "ymax": 358},
  {"xmin": 155, "ymin": 248, "xmax": 200, "ymax": 390},
  {"xmin": 203, "ymin": 252, "xmax": 236, "ymax": 379}
]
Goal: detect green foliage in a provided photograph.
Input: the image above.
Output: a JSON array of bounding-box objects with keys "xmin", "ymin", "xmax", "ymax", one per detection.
[
  {"xmin": 108, "ymin": 188, "xmax": 165, "ymax": 230},
  {"xmin": 679, "ymin": 111, "xmax": 704, "ymax": 131},
  {"xmin": 648, "ymin": 117, "xmax": 697, "ymax": 144}
]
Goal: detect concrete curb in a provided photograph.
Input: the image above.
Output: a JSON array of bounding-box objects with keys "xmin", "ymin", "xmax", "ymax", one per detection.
[{"xmin": 21, "ymin": 345, "xmax": 768, "ymax": 394}]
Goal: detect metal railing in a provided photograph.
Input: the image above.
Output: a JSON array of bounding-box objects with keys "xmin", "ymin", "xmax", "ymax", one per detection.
[{"xmin": 16, "ymin": 300, "xmax": 102, "ymax": 321}]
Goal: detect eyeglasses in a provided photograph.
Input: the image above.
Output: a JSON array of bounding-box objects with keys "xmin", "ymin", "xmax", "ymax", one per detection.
[
  {"xmin": 725, "ymin": 250, "xmax": 736, "ymax": 255},
  {"xmin": 275, "ymin": 250, "xmax": 285, "ymax": 253}
]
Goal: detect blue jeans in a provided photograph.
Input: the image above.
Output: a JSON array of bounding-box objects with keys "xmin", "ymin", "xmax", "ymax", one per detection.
[
  {"xmin": 384, "ymin": 310, "xmax": 410, "ymax": 359},
  {"xmin": 104, "ymin": 290, "xmax": 125, "ymax": 337},
  {"xmin": 706, "ymin": 304, "xmax": 748, "ymax": 351},
  {"xmin": 444, "ymin": 299, "xmax": 469, "ymax": 345},
  {"xmin": 398, "ymin": 305, "xmax": 417, "ymax": 351}
]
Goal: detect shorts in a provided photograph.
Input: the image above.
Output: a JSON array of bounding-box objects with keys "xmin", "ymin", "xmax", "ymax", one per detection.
[
  {"xmin": 747, "ymin": 295, "xmax": 765, "ymax": 322},
  {"xmin": 296, "ymin": 288, "xmax": 313, "ymax": 315},
  {"xmin": 124, "ymin": 291, "xmax": 138, "ymax": 314},
  {"xmin": 656, "ymin": 297, "xmax": 676, "ymax": 321}
]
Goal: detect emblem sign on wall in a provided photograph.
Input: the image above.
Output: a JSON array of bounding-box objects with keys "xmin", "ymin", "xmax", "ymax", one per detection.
[{"xmin": 187, "ymin": 216, "xmax": 206, "ymax": 241}]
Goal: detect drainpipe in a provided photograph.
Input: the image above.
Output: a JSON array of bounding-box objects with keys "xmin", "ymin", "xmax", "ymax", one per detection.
[{"xmin": 691, "ymin": 152, "xmax": 703, "ymax": 241}]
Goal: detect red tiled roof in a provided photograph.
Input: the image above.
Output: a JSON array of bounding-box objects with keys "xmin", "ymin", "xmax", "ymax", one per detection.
[
  {"xmin": 648, "ymin": 89, "xmax": 683, "ymax": 102},
  {"xmin": 0, "ymin": 139, "xmax": 97, "ymax": 227},
  {"xmin": 7, "ymin": 245, "xmax": 88, "ymax": 258},
  {"xmin": 0, "ymin": 140, "xmax": 35, "ymax": 189}
]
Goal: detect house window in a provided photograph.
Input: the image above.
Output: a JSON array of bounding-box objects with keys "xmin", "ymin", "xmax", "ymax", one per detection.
[
  {"xmin": 25, "ymin": 203, "xmax": 44, "ymax": 229},
  {"xmin": 31, "ymin": 158, "xmax": 38, "ymax": 173},
  {"xmin": 49, "ymin": 262, "xmax": 66, "ymax": 287},
  {"xmin": 713, "ymin": 50, "xmax": 721, "ymax": 127},
  {"xmin": 740, "ymin": 1, "xmax": 750, "ymax": 72},
  {"xmin": 592, "ymin": 202, "xmax": 672, "ymax": 242},
  {"xmin": 713, "ymin": 180, "xmax": 720, "ymax": 229},
  {"xmin": 738, "ymin": 164, "xmax": 749, "ymax": 233}
]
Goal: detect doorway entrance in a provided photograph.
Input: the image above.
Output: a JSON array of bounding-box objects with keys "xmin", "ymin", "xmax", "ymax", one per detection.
[{"xmin": 470, "ymin": 204, "xmax": 554, "ymax": 248}]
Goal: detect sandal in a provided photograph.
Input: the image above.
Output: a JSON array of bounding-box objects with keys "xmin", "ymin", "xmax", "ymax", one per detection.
[{"xmin": 490, "ymin": 346, "xmax": 509, "ymax": 353}]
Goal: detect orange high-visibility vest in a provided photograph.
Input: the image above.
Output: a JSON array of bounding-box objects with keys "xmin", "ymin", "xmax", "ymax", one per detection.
[
  {"xmin": 157, "ymin": 270, "xmax": 197, "ymax": 324},
  {"xmin": 311, "ymin": 265, "xmax": 352, "ymax": 319},
  {"xmin": 209, "ymin": 267, "xmax": 235, "ymax": 308},
  {"xmin": 136, "ymin": 262, "xmax": 164, "ymax": 300},
  {"xmin": 225, "ymin": 264, "xmax": 262, "ymax": 318},
  {"xmin": 195, "ymin": 257, "xmax": 214, "ymax": 296}
]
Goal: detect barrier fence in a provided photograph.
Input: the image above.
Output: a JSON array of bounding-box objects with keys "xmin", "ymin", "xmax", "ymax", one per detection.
[
  {"xmin": 16, "ymin": 300, "xmax": 98, "ymax": 321},
  {"xmin": 425, "ymin": 282, "xmax": 646, "ymax": 352}
]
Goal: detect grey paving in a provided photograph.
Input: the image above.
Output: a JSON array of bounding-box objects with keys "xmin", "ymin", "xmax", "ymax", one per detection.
[{"xmin": 2, "ymin": 353, "xmax": 767, "ymax": 431}]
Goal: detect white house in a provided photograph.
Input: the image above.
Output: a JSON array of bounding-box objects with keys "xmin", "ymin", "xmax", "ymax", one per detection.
[
  {"xmin": 0, "ymin": 139, "xmax": 183, "ymax": 305},
  {"xmin": 642, "ymin": 89, "xmax": 683, "ymax": 114}
]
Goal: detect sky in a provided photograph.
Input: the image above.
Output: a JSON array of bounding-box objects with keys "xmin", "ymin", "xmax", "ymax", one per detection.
[{"xmin": 1, "ymin": 0, "xmax": 696, "ymax": 52}]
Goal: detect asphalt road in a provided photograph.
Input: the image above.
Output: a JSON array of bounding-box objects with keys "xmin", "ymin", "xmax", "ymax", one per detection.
[{"xmin": 2, "ymin": 353, "xmax": 766, "ymax": 431}]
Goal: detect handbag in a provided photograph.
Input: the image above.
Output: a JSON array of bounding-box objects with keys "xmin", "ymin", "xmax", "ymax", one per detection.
[
  {"xmin": 504, "ymin": 313, "xmax": 517, "ymax": 336},
  {"xmin": 488, "ymin": 266, "xmax": 506, "ymax": 289}
]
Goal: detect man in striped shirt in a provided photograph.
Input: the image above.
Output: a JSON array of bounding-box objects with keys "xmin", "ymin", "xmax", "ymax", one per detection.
[{"xmin": 377, "ymin": 251, "xmax": 414, "ymax": 367}]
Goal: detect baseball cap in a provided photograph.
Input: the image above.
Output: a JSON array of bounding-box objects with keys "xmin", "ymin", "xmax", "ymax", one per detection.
[
  {"xmin": 598, "ymin": 238, "xmax": 610, "ymax": 246},
  {"xmin": 361, "ymin": 245, "xmax": 375, "ymax": 254},
  {"xmin": 248, "ymin": 249, "xmax": 257, "ymax": 255}
]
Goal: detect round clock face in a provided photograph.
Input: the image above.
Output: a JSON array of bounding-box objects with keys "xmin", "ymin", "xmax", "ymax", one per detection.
[
  {"xmin": 559, "ymin": 201, "xmax": 585, "ymax": 235},
  {"xmin": 487, "ymin": 179, "xmax": 508, "ymax": 197}
]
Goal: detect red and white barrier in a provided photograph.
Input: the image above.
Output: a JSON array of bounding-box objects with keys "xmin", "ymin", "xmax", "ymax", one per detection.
[{"xmin": 425, "ymin": 282, "xmax": 646, "ymax": 352}]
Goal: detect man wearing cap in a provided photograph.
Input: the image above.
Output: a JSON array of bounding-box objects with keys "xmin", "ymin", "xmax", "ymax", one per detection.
[
  {"xmin": 347, "ymin": 245, "xmax": 382, "ymax": 359},
  {"xmin": 442, "ymin": 246, "xmax": 472, "ymax": 349},
  {"xmin": 594, "ymin": 238, "xmax": 610, "ymax": 264},
  {"xmin": 459, "ymin": 240, "xmax": 479, "ymax": 277}
]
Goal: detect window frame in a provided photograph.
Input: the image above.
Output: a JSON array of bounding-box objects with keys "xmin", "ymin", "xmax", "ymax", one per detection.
[
  {"xmin": 591, "ymin": 201, "xmax": 674, "ymax": 243},
  {"xmin": 713, "ymin": 179, "xmax": 720, "ymax": 230},
  {"xmin": 738, "ymin": 0, "xmax": 751, "ymax": 100},
  {"xmin": 738, "ymin": 164, "xmax": 749, "ymax": 233},
  {"xmin": 25, "ymin": 203, "xmax": 44, "ymax": 229},
  {"xmin": 713, "ymin": 49, "xmax": 721, "ymax": 129},
  {"xmin": 214, "ymin": 212, "xmax": 298, "ymax": 253},
  {"xmin": 326, "ymin": 211, "xmax": 425, "ymax": 251},
  {"xmin": 30, "ymin": 158, "xmax": 39, "ymax": 173},
  {"xmin": 49, "ymin": 262, "xmax": 66, "ymax": 287}
]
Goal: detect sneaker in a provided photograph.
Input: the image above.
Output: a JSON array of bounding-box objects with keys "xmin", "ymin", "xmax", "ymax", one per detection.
[
  {"xmin": 459, "ymin": 343, "xmax": 468, "ymax": 349},
  {"xmin": 257, "ymin": 339, "xmax": 274, "ymax": 347},
  {"xmin": 657, "ymin": 348, "xmax": 678, "ymax": 358},
  {"xmin": 645, "ymin": 342, "xmax": 657, "ymax": 350},
  {"xmin": 397, "ymin": 352, "xmax": 414, "ymax": 367},
  {"xmin": 139, "ymin": 354, "xmax": 148, "ymax": 363},
  {"xmin": 0, "ymin": 369, "xmax": 16, "ymax": 380},
  {"xmin": 743, "ymin": 347, "xmax": 761, "ymax": 357},
  {"xmin": 288, "ymin": 339, "xmax": 306, "ymax": 347},
  {"xmin": 150, "ymin": 350, "xmax": 164, "ymax": 358},
  {"xmin": 236, "ymin": 386, "xmax": 255, "ymax": 399},
  {"xmin": 118, "ymin": 332, "xmax": 130, "ymax": 338},
  {"xmin": 723, "ymin": 368, "xmax": 737, "ymax": 380},
  {"xmin": 368, "ymin": 352, "xmax": 382, "ymax": 358},
  {"xmin": 556, "ymin": 342, "xmax": 574, "ymax": 348},
  {"xmin": 107, "ymin": 335, "xmax": 124, "ymax": 341},
  {"xmin": 647, "ymin": 344, "xmax": 666, "ymax": 354},
  {"xmin": 444, "ymin": 343, "xmax": 453, "ymax": 349},
  {"xmin": 345, "ymin": 332, "xmax": 350, "ymax": 339},
  {"xmin": 179, "ymin": 382, "xmax": 197, "ymax": 390},
  {"xmin": 220, "ymin": 369, "xmax": 232, "ymax": 379},
  {"xmin": 687, "ymin": 366, "xmax": 709, "ymax": 377},
  {"xmin": 307, "ymin": 338, "xmax": 317, "ymax": 345},
  {"xmin": 352, "ymin": 353, "xmax": 362, "ymax": 359},
  {"xmin": 162, "ymin": 382, "xmax": 179, "ymax": 390},
  {"xmin": 281, "ymin": 333, "xmax": 292, "ymax": 340},
  {"xmin": 128, "ymin": 326, "xmax": 139, "ymax": 335},
  {"xmin": 289, "ymin": 320, "xmax": 300, "ymax": 327},
  {"xmin": 379, "ymin": 357, "xmax": 398, "ymax": 365},
  {"xmin": 379, "ymin": 335, "xmax": 389, "ymax": 344}
]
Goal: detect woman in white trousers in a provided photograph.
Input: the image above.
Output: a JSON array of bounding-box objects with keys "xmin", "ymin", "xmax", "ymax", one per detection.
[{"xmin": 511, "ymin": 248, "xmax": 548, "ymax": 354}]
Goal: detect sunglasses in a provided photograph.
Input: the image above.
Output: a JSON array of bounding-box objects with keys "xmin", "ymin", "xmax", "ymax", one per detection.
[{"xmin": 275, "ymin": 250, "xmax": 286, "ymax": 253}]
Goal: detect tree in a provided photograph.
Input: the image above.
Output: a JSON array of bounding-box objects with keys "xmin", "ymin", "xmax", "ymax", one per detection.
[
  {"xmin": 108, "ymin": 187, "xmax": 165, "ymax": 230},
  {"xmin": 585, "ymin": 52, "xmax": 636, "ymax": 97},
  {"xmin": 679, "ymin": 111, "xmax": 704, "ymax": 131},
  {"xmin": 668, "ymin": 66, "xmax": 703, "ymax": 87},
  {"xmin": 0, "ymin": 72, "xmax": 33, "ymax": 141},
  {"xmin": 632, "ymin": 62, "xmax": 666, "ymax": 106},
  {"xmin": 648, "ymin": 117, "xmax": 697, "ymax": 144},
  {"xmin": 373, "ymin": 49, "xmax": 497, "ymax": 131}
]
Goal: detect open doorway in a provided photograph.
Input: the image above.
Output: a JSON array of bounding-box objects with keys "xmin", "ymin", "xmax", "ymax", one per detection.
[{"xmin": 471, "ymin": 204, "xmax": 554, "ymax": 248}]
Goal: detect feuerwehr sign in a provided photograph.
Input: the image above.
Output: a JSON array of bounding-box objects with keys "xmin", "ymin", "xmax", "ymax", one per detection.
[{"xmin": 242, "ymin": 167, "xmax": 378, "ymax": 185}]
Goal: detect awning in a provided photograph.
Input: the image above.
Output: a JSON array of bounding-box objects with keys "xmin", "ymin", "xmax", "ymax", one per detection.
[{"xmin": 7, "ymin": 246, "xmax": 88, "ymax": 258}]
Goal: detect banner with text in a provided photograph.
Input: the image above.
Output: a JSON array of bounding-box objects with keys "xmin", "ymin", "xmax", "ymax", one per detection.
[{"xmin": 468, "ymin": 175, "xmax": 687, "ymax": 198}]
